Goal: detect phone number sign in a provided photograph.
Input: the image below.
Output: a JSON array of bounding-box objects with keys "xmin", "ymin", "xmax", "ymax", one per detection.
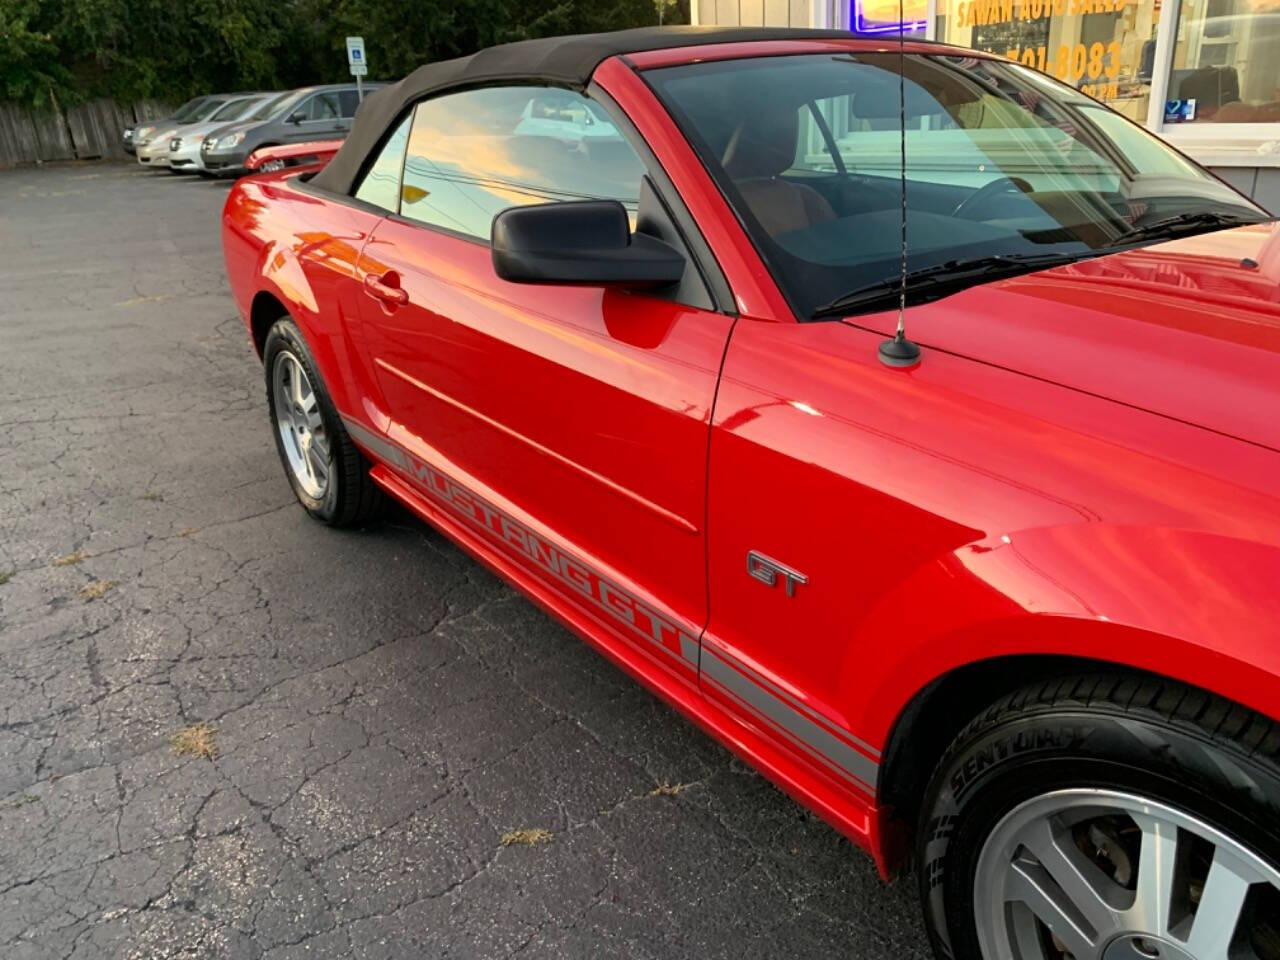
[{"xmin": 951, "ymin": 0, "xmax": 1137, "ymax": 102}]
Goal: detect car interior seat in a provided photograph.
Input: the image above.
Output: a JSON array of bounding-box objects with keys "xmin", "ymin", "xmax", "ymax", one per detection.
[{"xmin": 721, "ymin": 105, "xmax": 837, "ymax": 238}]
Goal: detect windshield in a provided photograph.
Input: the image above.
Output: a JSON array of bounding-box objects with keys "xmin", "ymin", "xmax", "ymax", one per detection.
[
  {"xmin": 210, "ymin": 96, "xmax": 265, "ymax": 122},
  {"xmin": 646, "ymin": 53, "xmax": 1270, "ymax": 319},
  {"xmin": 171, "ymin": 97, "xmax": 208, "ymax": 122},
  {"xmin": 189, "ymin": 98, "xmax": 230, "ymax": 122},
  {"xmin": 248, "ymin": 91, "xmax": 296, "ymax": 122}
]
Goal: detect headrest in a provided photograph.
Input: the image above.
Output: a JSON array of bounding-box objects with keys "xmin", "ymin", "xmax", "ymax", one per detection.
[{"xmin": 722, "ymin": 104, "xmax": 800, "ymax": 180}]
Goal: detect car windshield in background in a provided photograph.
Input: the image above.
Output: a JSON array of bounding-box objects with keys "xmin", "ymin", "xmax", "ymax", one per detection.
[
  {"xmin": 210, "ymin": 97, "xmax": 265, "ymax": 122},
  {"xmin": 170, "ymin": 98, "xmax": 208, "ymax": 122},
  {"xmin": 253, "ymin": 91, "xmax": 305, "ymax": 122},
  {"xmin": 248, "ymin": 92, "xmax": 296, "ymax": 122},
  {"xmin": 646, "ymin": 53, "xmax": 1271, "ymax": 320},
  {"xmin": 189, "ymin": 98, "xmax": 231, "ymax": 122}
]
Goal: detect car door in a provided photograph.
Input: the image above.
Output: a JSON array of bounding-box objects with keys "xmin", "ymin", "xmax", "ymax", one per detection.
[{"xmin": 348, "ymin": 85, "xmax": 734, "ymax": 685}]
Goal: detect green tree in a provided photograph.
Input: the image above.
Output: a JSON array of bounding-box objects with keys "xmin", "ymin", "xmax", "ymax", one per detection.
[
  {"xmin": 0, "ymin": 0, "xmax": 73, "ymax": 106},
  {"xmin": 0, "ymin": 0, "xmax": 687, "ymax": 108}
]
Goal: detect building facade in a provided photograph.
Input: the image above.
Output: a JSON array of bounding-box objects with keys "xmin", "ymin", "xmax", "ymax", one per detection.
[{"xmin": 692, "ymin": 0, "xmax": 1280, "ymax": 209}]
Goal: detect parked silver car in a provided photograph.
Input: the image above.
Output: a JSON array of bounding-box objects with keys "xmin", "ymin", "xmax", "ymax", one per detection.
[
  {"xmin": 136, "ymin": 94, "xmax": 258, "ymax": 168},
  {"xmin": 167, "ymin": 93, "xmax": 278, "ymax": 172},
  {"xmin": 125, "ymin": 96, "xmax": 215, "ymax": 155}
]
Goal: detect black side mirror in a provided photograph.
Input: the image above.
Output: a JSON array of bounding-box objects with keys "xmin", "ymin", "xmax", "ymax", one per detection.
[
  {"xmin": 491, "ymin": 201, "xmax": 684, "ymax": 289},
  {"xmin": 287, "ymin": 112, "xmax": 304, "ymax": 124}
]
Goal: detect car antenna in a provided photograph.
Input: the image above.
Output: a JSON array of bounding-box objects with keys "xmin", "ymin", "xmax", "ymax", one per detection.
[{"xmin": 878, "ymin": 0, "xmax": 922, "ymax": 368}]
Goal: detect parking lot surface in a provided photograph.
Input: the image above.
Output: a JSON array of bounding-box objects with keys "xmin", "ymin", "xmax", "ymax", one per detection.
[{"xmin": 0, "ymin": 163, "xmax": 931, "ymax": 959}]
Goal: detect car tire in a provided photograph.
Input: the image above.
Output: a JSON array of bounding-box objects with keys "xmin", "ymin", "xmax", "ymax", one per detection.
[
  {"xmin": 262, "ymin": 318, "xmax": 382, "ymax": 526},
  {"xmin": 918, "ymin": 674, "xmax": 1280, "ymax": 960}
]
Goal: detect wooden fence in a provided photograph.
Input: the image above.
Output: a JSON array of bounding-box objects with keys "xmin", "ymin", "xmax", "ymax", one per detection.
[{"xmin": 0, "ymin": 99, "xmax": 174, "ymax": 168}]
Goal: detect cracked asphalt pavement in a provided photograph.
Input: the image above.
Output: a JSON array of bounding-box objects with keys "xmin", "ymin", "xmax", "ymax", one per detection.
[{"xmin": 0, "ymin": 163, "xmax": 931, "ymax": 959}]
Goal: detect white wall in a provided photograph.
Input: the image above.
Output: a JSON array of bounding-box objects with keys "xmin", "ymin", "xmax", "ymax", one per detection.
[{"xmin": 694, "ymin": 0, "xmax": 828, "ymax": 27}]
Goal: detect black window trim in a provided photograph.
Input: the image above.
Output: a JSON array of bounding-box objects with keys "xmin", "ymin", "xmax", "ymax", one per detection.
[
  {"xmin": 351, "ymin": 106, "xmax": 414, "ymax": 207},
  {"xmin": 640, "ymin": 54, "xmax": 845, "ymax": 324},
  {"xmin": 588, "ymin": 80, "xmax": 735, "ymax": 316},
  {"xmin": 346, "ymin": 110, "xmax": 415, "ymax": 222}
]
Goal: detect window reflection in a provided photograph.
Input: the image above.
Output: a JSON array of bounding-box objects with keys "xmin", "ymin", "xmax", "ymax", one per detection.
[
  {"xmin": 936, "ymin": 0, "xmax": 1162, "ymax": 122},
  {"xmin": 354, "ymin": 116, "xmax": 411, "ymax": 212},
  {"xmin": 1167, "ymin": 0, "xmax": 1280, "ymax": 123},
  {"xmin": 396, "ymin": 86, "xmax": 645, "ymax": 240},
  {"xmin": 648, "ymin": 52, "xmax": 1265, "ymax": 319}
]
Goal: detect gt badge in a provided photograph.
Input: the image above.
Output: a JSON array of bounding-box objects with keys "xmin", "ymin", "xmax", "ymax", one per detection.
[{"xmin": 746, "ymin": 551, "xmax": 808, "ymax": 597}]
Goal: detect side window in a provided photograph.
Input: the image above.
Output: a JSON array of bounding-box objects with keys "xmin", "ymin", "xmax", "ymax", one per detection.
[
  {"xmin": 299, "ymin": 93, "xmax": 340, "ymax": 121},
  {"xmin": 353, "ymin": 116, "xmax": 411, "ymax": 212},
  {"xmin": 527, "ymin": 95, "xmax": 591, "ymax": 126},
  {"xmin": 337, "ymin": 90, "xmax": 360, "ymax": 118},
  {"xmin": 398, "ymin": 85, "xmax": 646, "ymax": 240}
]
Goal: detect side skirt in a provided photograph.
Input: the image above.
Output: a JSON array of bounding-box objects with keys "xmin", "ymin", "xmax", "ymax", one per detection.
[{"xmin": 367, "ymin": 461, "xmax": 891, "ymax": 873}]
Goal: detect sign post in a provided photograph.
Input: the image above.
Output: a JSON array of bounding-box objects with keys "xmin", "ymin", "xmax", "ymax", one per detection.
[{"xmin": 345, "ymin": 36, "xmax": 368, "ymax": 102}]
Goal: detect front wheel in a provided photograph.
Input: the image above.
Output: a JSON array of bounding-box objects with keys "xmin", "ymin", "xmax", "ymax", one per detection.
[
  {"xmin": 263, "ymin": 318, "xmax": 382, "ymax": 526},
  {"xmin": 919, "ymin": 675, "xmax": 1280, "ymax": 960}
]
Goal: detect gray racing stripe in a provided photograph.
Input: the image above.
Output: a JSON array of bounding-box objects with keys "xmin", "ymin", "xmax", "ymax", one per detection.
[
  {"xmin": 342, "ymin": 416, "xmax": 407, "ymax": 470},
  {"xmin": 703, "ymin": 645, "xmax": 878, "ymax": 791},
  {"xmin": 732, "ymin": 651, "xmax": 881, "ymax": 759},
  {"xmin": 340, "ymin": 415, "xmax": 698, "ymax": 670},
  {"xmin": 341, "ymin": 413, "xmax": 875, "ymax": 790}
]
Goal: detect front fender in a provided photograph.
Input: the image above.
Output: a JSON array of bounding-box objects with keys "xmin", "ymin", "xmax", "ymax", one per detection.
[{"xmin": 852, "ymin": 523, "xmax": 1280, "ymax": 747}]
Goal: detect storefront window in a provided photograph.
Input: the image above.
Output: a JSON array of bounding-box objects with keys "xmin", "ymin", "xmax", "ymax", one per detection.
[
  {"xmin": 935, "ymin": 0, "xmax": 1162, "ymax": 122},
  {"xmin": 1165, "ymin": 0, "xmax": 1280, "ymax": 123},
  {"xmin": 853, "ymin": 0, "xmax": 929, "ymax": 33}
]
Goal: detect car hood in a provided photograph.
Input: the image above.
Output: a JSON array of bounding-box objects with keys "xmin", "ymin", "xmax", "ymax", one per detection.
[
  {"xmin": 852, "ymin": 221, "xmax": 1280, "ymax": 451},
  {"xmin": 175, "ymin": 118, "xmax": 239, "ymax": 139},
  {"xmin": 205, "ymin": 119, "xmax": 262, "ymax": 141},
  {"xmin": 133, "ymin": 120, "xmax": 173, "ymax": 138}
]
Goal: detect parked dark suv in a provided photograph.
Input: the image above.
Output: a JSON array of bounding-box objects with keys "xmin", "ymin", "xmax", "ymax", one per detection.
[{"xmin": 200, "ymin": 83, "xmax": 383, "ymax": 177}]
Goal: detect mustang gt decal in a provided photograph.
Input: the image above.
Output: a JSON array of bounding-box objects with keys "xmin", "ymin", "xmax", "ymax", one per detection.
[
  {"xmin": 342, "ymin": 417, "xmax": 700, "ymax": 670},
  {"xmin": 746, "ymin": 550, "xmax": 808, "ymax": 597}
]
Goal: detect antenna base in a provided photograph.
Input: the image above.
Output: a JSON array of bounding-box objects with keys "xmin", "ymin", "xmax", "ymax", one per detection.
[{"xmin": 878, "ymin": 335, "xmax": 921, "ymax": 368}]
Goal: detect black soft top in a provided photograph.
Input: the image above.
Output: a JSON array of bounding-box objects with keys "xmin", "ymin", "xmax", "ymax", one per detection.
[{"xmin": 311, "ymin": 25, "xmax": 865, "ymax": 195}]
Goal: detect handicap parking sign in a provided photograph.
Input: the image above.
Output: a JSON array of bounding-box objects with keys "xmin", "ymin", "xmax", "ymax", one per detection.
[{"xmin": 346, "ymin": 37, "xmax": 368, "ymax": 76}]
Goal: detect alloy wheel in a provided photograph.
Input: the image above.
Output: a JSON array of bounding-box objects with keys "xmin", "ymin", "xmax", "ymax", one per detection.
[
  {"xmin": 272, "ymin": 350, "xmax": 330, "ymax": 499},
  {"xmin": 974, "ymin": 788, "xmax": 1280, "ymax": 960}
]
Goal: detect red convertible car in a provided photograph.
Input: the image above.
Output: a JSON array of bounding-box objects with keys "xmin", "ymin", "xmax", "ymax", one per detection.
[{"xmin": 222, "ymin": 26, "xmax": 1280, "ymax": 958}]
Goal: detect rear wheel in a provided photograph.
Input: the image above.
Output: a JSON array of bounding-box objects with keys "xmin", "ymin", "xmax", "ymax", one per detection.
[
  {"xmin": 918, "ymin": 675, "xmax": 1280, "ymax": 960},
  {"xmin": 263, "ymin": 318, "xmax": 382, "ymax": 526}
]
